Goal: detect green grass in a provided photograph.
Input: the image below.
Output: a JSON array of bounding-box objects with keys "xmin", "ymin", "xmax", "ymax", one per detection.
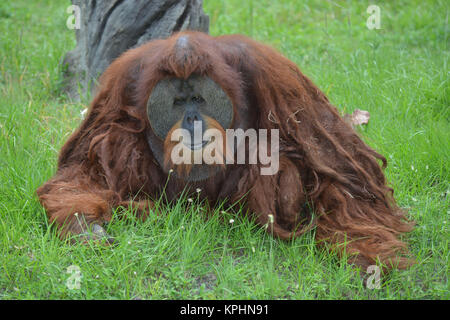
[{"xmin": 0, "ymin": 0, "xmax": 448, "ymax": 299}]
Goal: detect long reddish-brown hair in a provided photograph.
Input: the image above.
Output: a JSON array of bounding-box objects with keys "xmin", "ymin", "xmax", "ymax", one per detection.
[{"xmin": 37, "ymin": 31, "xmax": 414, "ymax": 269}]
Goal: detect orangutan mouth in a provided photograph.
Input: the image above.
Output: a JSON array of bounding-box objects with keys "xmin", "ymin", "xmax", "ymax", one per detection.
[{"xmin": 183, "ymin": 140, "xmax": 209, "ymax": 150}]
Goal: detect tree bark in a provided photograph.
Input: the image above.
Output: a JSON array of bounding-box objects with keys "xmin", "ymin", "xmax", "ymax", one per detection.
[{"xmin": 63, "ymin": 0, "xmax": 209, "ymax": 100}]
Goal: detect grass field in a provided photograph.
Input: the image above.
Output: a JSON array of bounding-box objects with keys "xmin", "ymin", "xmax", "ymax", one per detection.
[{"xmin": 0, "ymin": 0, "xmax": 448, "ymax": 299}]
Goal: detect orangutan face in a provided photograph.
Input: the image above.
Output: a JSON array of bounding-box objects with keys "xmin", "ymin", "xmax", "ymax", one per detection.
[{"xmin": 146, "ymin": 75, "xmax": 235, "ymax": 181}]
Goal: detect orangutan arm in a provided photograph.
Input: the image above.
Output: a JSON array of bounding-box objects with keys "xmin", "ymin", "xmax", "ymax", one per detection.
[{"xmin": 36, "ymin": 165, "xmax": 119, "ymax": 242}]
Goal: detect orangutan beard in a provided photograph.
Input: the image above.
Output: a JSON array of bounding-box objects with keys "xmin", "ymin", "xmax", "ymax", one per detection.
[{"xmin": 163, "ymin": 115, "xmax": 232, "ymax": 180}]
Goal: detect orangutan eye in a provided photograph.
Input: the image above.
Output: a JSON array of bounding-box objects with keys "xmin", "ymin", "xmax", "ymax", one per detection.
[
  {"xmin": 191, "ymin": 95, "xmax": 205, "ymax": 104},
  {"xmin": 173, "ymin": 98, "xmax": 185, "ymax": 106}
]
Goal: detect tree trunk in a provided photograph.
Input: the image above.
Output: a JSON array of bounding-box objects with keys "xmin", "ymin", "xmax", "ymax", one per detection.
[{"xmin": 63, "ymin": 0, "xmax": 209, "ymax": 100}]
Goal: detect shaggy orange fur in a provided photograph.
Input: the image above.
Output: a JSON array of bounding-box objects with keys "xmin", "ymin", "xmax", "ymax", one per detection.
[{"xmin": 37, "ymin": 31, "xmax": 414, "ymax": 270}]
